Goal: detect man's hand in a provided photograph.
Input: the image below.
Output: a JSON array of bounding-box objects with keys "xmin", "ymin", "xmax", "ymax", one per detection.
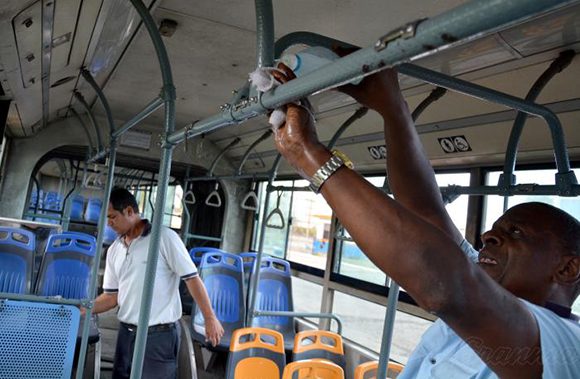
[
  {"xmin": 339, "ymin": 68, "xmax": 405, "ymax": 118},
  {"xmin": 332, "ymin": 46, "xmax": 406, "ymax": 117},
  {"xmin": 270, "ymin": 64, "xmax": 332, "ymax": 178},
  {"xmin": 204, "ymin": 316, "xmax": 224, "ymax": 347}
]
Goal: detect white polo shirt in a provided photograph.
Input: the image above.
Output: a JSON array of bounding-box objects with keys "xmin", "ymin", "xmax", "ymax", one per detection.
[{"xmin": 103, "ymin": 222, "xmax": 197, "ymax": 326}]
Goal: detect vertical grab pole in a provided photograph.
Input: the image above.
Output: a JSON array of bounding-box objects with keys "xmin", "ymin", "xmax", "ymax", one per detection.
[
  {"xmin": 75, "ymin": 68, "xmax": 118, "ymax": 379},
  {"xmin": 247, "ymin": 0, "xmax": 275, "ymax": 326},
  {"xmin": 75, "ymin": 142, "xmax": 117, "ymax": 379},
  {"xmin": 248, "ymin": 155, "xmax": 282, "ymax": 325},
  {"xmin": 377, "ymin": 283, "xmax": 400, "ymax": 379},
  {"xmin": 127, "ymin": 1, "xmax": 177, "ymax": 378}
]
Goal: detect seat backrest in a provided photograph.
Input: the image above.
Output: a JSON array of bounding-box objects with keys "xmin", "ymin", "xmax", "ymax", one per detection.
[
  {"xmin": 353, "ymin": 361, "xmax": 405, "ymax": 379},
  {"xmin": 0, "ymin": 299, "xmax": 80, "ymax": 379},
  {"xmin": 239, "ymin": 252, "xmax": 257, "ymax": 294},
  {"xmin": 251, "ymin": 257, "xmax": 295, "ymax": 349},
  {"xmin": 226, "ymin": 327, "xmax": 286, "ymax": 379},
  {"xmin": 35, "ymin": 232, "xmax": 96, "ymax": 299},
  {"xmin": 103, "ymin": 225, "xmax": 118, "ymax": 245},
  {"xmin": 188, "ymin": 246, "xmax": 226, "ymax": 266},
  {"xmin": 0, "ymin": 227, "xmax": 36, "ymax": 294},
  {"xmin": 282, "ymin": 359, "xmax": 344, "ymax": 379},
  {"xmin": 84, "ymin": 198, "xmax": 102, "ymax": 223},
  {"xmin": 192, "ymin": 251, "xmax": 245, "ymax": 350},
  {"xmin": 69, "ymin": 195, "xmax": 85, "ymax": 221},
  {"xmin": 292, "ymin": 330, "xmax": 346, "ymax": 371}
]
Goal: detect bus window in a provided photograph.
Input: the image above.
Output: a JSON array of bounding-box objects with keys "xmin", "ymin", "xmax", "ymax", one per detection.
[
  {"xmin": 332, "ymin": 291, "xmax": 432, "ymax": 363},
  {"xmin": 435, "ymin": 172, "xmax": 471, "ymax": 237},
  {"xmin": 334, "ymin": 173, "xmax": 470, "ymax": 285},
  {"xmin": 253, "ymin": 180, "xmax": 293, "ymax": 258},
  {"xmin": 292, "ymin": 276, "xmax": 323, "ymax": 314},
  {"xmin": 286, "ymin": 180, "xmax": 332, "ymax": 270},
  {"xmin": 135, "ymin": 184, "xmax": 184, "ymax": 229},
  {"xmin": 483, "ymin": 167, "xmax": 580, "ymax": 314},
  {"xmin": 483, "ymin": 168, "xmax": 580, "ymax": 232}
]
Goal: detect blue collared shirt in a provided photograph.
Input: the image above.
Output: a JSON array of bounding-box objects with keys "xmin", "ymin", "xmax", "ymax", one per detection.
[{"xmin": 398, "ymin": 240, "xmax": 580, "ymax": 379}]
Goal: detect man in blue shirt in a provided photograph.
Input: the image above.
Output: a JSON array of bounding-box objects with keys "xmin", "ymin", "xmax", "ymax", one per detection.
[{"xmin": 269, "ymin": 64, "xmax": 579, "ymax": 378}]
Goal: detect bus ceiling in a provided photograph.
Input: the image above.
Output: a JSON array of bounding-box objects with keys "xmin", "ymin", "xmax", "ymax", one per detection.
[{"xmin": 0, "ymin": 0, "xmax": 580, "ymax": 144}]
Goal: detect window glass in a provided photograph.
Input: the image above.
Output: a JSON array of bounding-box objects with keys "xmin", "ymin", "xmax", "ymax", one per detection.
[
  {"xmin": 286, "ymin": 180, "xmax": 333, "ymax": 270},
  {"xmin": 435, "ymin": 173, "xmax": 471, "ymax": 237},
  {"xmin": 292, "ymin": 276, "xmax": 323, "ymax": 314},
  {"xmin": 254, "ymin": 180, "xmax": 293, "ymax": 258},
  {"xmin": 334, "ymin": 173, "xmax": 470, "ymax": 285},
  {"xmin": 136, "ymin": 184, "xmax": 183, "ymax": 229},
  {"xmin": 332, "ymin": 291, "xmax": 432, "ymax": 363},
  {"xmin": 483, "ymin": 169, "xmax": 580, "ymax": 232}
]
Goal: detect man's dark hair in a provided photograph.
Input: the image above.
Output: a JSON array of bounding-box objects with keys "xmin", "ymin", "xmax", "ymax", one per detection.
[{"xmin": 109, "ymin": 187, "xmax": 139, "ymax": 213}]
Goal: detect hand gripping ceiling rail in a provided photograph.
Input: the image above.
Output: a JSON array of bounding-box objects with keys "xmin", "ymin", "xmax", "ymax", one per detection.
[{"xmin": 72, "ymin": 1, "xmax": 580, "ymax": 379}]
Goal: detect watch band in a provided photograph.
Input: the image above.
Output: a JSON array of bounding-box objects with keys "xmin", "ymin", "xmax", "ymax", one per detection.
[{"xmin": 309, "ymin": 154, "xmax": 345, "ymax": 193}]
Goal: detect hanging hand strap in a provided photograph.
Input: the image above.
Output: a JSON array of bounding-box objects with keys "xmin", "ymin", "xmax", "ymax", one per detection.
[
  {"xmin": 183, "ymin": 190, "xmax": 196, "ymax": 205},
  {"xmin": 241, "ymin": 182, "xmax": 258, "ymax": 211},
  {"xmin": 265, "ymin": 191, "xmax": 285, "ymax": 229},
  {"xmin": 205, "ymin": 183, "xmax": 222, "ymax": 208}
]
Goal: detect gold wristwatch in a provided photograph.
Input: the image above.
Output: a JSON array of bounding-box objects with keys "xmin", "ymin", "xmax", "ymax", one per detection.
[{"xmin": 308, "ymin": 149, "xmax": 354, "ymax": 193}]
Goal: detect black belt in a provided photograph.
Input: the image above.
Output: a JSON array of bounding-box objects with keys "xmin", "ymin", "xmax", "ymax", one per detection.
[{"xmin": 120, "ymin": 321, "xmax": 176, "ymax": 333}]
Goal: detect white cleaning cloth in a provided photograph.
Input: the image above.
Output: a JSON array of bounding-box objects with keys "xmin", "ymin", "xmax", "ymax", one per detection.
[
  {"xmin": 249, "ymin": 67, "xmax": 285, "ymax": 128},
  {"xmin": 249, "ymin": 67, "xmax": 315, "ymax": 129}
]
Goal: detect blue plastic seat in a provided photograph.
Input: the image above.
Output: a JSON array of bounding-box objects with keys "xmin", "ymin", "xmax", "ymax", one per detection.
[
  {"xmin": 103, "ymin": 225, "xmax": 118, "ymax": 245},
  {"xmin": 69, "ymin": 195, "xmax": 85, "ymax": 221},
  {"xmin": 0, "ymin": 227, "xmax": 36, "ymax": 294},
  {"xmin": 179, "ymin": 247, "xmax": 224, "ymax": 315},
  {"xmin": 192, "ymin": 251, "xmax": 245, "ymax": 351},
  {"xmin": 84, "ymin": 198, "xmax": 102, "ymax": 223},
  {"xmin": 0, "ymin": 299, "xmax": 80, "ymax": 379},
  {"xmin": 188, "ymin": 246, "xmax": 226, "ymax": 266},
  {"xmin": 35, "ymin": 232, "xmax": 96, "ymax": 299},
  {"xmin": 239, "ymin": 252, "xmax": 257, "ymax": 293},
  {"xmin": 251, "ymin": 257, "xmax": 295, "ymax": 350}
]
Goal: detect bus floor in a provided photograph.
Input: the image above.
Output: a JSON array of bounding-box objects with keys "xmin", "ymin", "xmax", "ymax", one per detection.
[{"xmin": 97, "ymin": 309, "xmax": 227, "ymax": 379}]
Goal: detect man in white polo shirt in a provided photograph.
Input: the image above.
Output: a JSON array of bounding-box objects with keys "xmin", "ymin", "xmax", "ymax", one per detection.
[{"xmin": 89, "ymin": 187, "xmax": 223, "ymax": 379}]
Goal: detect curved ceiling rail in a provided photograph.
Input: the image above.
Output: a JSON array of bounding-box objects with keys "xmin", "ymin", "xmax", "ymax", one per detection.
[
  {"xmin": 69, "ymin": 0, "xmax": 178, "ymax": 377},
  {"xmin": 271, "ymin": 30, "xmax": 579, "ymax": 197},
  {"xmin": 73, "ymin": 63, "xmax": 119, "ymax": 379},
  {"xmin": 70, "ymin": 108, "xmax": 95, "ymax": 156},
  {"xmin": 168, "ymin": 0, "xmax": 577, "ymax": 146},
  {"xmin": 500, "ymin": 50, "xmax": 576, "ymax": 193},
  {"xmin": 397, "ymin": 63, "xmax": 578, "ymax": 192},
  {"xmin": 74, "ymin": 91, "xmax": 104, "ymax": 151}
]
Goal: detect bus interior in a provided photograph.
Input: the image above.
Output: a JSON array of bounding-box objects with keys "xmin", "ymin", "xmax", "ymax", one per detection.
[{"xmin": 0, "ymin": 0, "xmax": 579, "ymax": 378}]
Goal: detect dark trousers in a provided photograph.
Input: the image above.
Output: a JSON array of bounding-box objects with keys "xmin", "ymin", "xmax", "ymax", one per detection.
[{"xmin": 112, "ymin": 321, "xmax": 181, "ymax": 379}]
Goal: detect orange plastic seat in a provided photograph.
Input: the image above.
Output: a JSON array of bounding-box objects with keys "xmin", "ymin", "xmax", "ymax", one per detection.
[
  {"xmin": 292, "ymin": 330, "xmax": 346, "ymax": 371},
  {"xmin": 354, "ymin": 360, "xmax": 405, "ymax": 379},
  {"xmin": 226, "ymin": 327, "xmax": 286, "ymax": 379},
  {"xmin": 282, "ymin": 359, "xmax": 344, "ymax": 379}
]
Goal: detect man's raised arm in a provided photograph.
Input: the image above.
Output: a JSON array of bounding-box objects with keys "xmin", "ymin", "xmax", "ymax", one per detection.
[
  {"xmin": 339, "ymin": 71, "xmax": 464, "ymax": 245},
  {"xmin": 269, "ymin": 65, "xmax": 542, "ymax": 379}
]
